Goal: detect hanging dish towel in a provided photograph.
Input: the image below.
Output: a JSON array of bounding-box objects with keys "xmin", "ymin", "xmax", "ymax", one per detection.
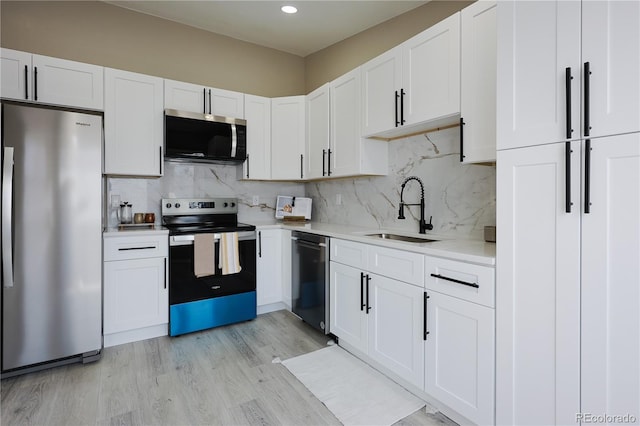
[
  {"xmin": 219, "ymin": 232, "xmax": 242, "ymax": 275},
  {"xmin": 194, "ymin": 233, "xmax": 216, "ymax": 278}
]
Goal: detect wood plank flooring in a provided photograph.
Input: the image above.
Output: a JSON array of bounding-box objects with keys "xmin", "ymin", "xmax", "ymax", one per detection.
[{"xmin": 1, "ymin": 310, "xmax": 457, "ymax": 426}]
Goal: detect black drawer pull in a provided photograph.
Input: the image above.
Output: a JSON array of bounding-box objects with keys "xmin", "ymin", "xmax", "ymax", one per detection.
[
  {"xmin": 118, "ymin": 246, "xmax": 156, "ymax": 251},
  {"xmin": 430, "ymin": 273, "xmax": 479, "ymax": 288}
]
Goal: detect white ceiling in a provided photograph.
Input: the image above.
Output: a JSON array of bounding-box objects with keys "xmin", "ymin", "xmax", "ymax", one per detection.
[{"xmin": 104, "ymin": 1, "xmax": 429, "ymax": 57}]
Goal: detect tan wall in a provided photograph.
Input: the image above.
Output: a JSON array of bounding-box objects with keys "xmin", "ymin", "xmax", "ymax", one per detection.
[
  {"xmin": 0, "ymin": 1, "xmax": 305, "ymax": 97},
  {"xmin": 304, "ymin": 0, "xmax": 473, "ymax": 93}
]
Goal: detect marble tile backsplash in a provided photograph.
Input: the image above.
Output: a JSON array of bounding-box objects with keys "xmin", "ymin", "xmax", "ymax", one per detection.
[
  {"xmin": 106, "ymin": 162, "xmax": 305, "ymax": 227},
  {"xmin": 305, "ymin": 127, "xmax": 496, "ymax": 240}
]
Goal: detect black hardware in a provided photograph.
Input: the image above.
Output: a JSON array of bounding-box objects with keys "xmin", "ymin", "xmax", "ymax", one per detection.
[
  {"xmin": 400, "ymin": 89, "xmax": 406, "ymax": 124},
  {"xmin": 327, "ymin": 149, "xmax": 332, "ymax": 176},
  {"xmin": 164, "ymin": 258, "xmax": 167, "ymax": 289},
  {"xmin": 246, "ymin": 154, "xmax": 250, "ymax": 179},
  {"xmin": 365, "ymin": 274, "xmax": 372, "ymax": 313},
  {"xmin": 565, "ymin": 142, "xmax": 572, "ymax": 213},
  {"xmin": 430, "ymin": 273, "xmax": 479, "ymax": 289},
  {"xmin": 208, "ymin": 89, "xmax": 212, "ymax": 114},
  {"xmin": 34, "ymin": 67, "xmax": 38, "ymax": 101},
  {"xmin": 584, "ymin": 62, "xmax": 591, "ymax": 137},
  {"xmin": 322, "ymin": 149, "xmax": 326, "ymax": 176},
  {"xmin": 426, "ymin": 216, "xmax": 433, "ymax": 231},
  {"xmin": 565, "ymin": 67, "xmax": 573, "ymax": 139},
  {"xmin": 360, "ymin": 272, "xmax": 365, "ymax": 311},
  {"xmin": 292, "ymin": 197, "xmax": 296, "ymax": 207},
  {"xmin": 118, "ymin": 246, "xmax": 157, "ymax": 251},
  {"xmin": 395, "ymin": 90, "xmax": 400, "ymax": 127},
  {"xmin": 423, "ymin": 292, "xmax": 430, "ymax": 340},
  {"xmin": 585, "ymin": 139, "xmax": 592, "ymax": 214},
  {"xmin": 459, "ymin": 117, "xmax": 465, "ymax": 162},
  {"xmin": 399, "ymin": 176, "xmax": 431, "ymax": 234},
  {"xmin": 159, "ymin": 146, "xmax": 163, "ymax": 175},
  {"xmin": 300, "ymin": 154, "xmax": 304, "ymax": 179},
  {"xmin": 203, "ymin": 88, "xmax": 206, "ymax": 114},
  {"xmin": 24, "ymin": 65, "xmax": 28, "ymax": 99},
  {"xmin": 258, "ymin": 231, "xmax": 262, "ymax": 257}
]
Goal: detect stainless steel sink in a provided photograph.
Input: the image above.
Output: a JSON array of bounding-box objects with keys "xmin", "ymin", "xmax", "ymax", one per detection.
[{"xmin": 364, "ymin": 233, "xmax": 437, "ymax": 243}]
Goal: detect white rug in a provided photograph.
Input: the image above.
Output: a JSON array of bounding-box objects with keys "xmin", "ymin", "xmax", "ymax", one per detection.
[{"xmin": 282, "ymin": 345, "xmax": 425, "ymax": 426}]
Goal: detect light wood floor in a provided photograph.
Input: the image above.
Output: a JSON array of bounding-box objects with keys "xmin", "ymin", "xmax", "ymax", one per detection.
[{"xmin": 1, "ymin": 310, "xmax": 456, "ymax": 426}]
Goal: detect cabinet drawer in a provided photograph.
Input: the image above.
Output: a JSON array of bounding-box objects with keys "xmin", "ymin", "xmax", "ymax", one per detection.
[
  {"xmin": 368, "ymin": 245, "xmax": 424, "ymax": 287},
  {"xmin": 104, "ymin": 234, "xmax": 168, "ymax": 261},
  {"xmin": 424, "ymin": 256, "xmax": 494, "ymax": 308},
  {"xmin": 331, "ymin": 239, "xmax": 368, "ymax": 270}
]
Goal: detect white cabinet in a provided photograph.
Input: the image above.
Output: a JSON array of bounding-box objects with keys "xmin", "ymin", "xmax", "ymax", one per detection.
[
  {"xmin": 497, "ymin": 0, "xmax": 639, "ymax": 150},
  {"xmin": 243, "ymin": 95, "xmax": 271, "ymax": 180},
  {"xmin": 362, "ymin": 13, "xmax": 460, "ymax": 140},
  {"xmin": 256, "ymin": 229, "xmax": 283, "ymax": 310},
  {"xmin": 103, "ymin": 232, "xmax": 169, "ymax": 347},
  {"xmin": 330, "ymin": 261, "xmax": 369, "ymax": 354},
  {"xmin": 306, "ymin": 83, "xmax": 330, "ymax": 179},
  {"xmin": 104, "ymin": 68, "xmax": 164, "ymax": 177},
  {"xmin": 0, "ymin": 48, "xmax": 103, "ymax": 110},
  {"xmin": 460, "ymin": 0, "xmax": 497, "ymax": 163},
  {"xmin": 271, "ymin": 96, "xmax": 306, "ymax": 180},
  {"xmin": 164, "ymin": 79, "xmax": 245, "ymax": 118}
]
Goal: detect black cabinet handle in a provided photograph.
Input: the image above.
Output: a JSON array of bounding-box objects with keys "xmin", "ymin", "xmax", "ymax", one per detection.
[
  {"xmin": 203, "ymin": 88, "xmax": 206, "ymax": 114},
  {"xmin": 400, "ymin": 89, "xmax": 406, "ymax": 124},
  {"xmin": 163, "ymin": 258, "xmax": 167, "ymax": 289},
  {"xmin": 159, "ymin": 146, "xmax": 163, "ymax": 175},
  {"xmin": 208, "ymin": 89, "xmax": 212, "ymax": 114},
  {"xmin": 300, "ymin": 154, "xmax": 304, "ymax": 179},
  {"xmin": 24, "ymin": 65, "xmax": 28, "ymax": 99},
  {"xmin": 322, "ymin": 149, "xmax": 327, "ymax": 176},
  {"xmin": 565, "ymin": 67, "xmax": 573, "ymax": 139},
  {"xmin": 246, "ymin": 154, "xmax": 250, "ymax": 179},
  {"xmin": 423, "ymin": 292, "xmax": 430, "ymax": 340},
  {"xmin": 360, "ymin": 272, "xmax": 365, "ymax": 311},
  {"xmin": 395, "ymin": 90, "xmax": 400, "ymax": 127},
  {"xmin": 34, "ymin": 66, "xmax": 38, "ymax": 101},
  {"xmin": 459, "ymin": 117, "xmax": 465, "ymax": 162},
  {"xmin": 565, "ymin": 142, "xmax": 573, "ymax": 213},
  {"xmin": 585, "ymin": 139, "xmax": 592, "ymax": 214},
  {"xmin": 118, "ymin": 246, "xmax": 156, "ymax": 251},
  {"xmin": 258, "ymin": 231, "xmax": 262, "ymax": 257},
  {"xmin": 365, "ymin": 274, "xmax": 372, "ymax": 313},
  {"xmin": 584, "ymin": 62, "xmax": 591, "ymax": 137},
  {"xmin": 430, "ymin": 273, "xmax": 479, "ymax": 288},
  {"xmin": 327, "ymin": 149, "xmax": 332, "ymax": 176}
]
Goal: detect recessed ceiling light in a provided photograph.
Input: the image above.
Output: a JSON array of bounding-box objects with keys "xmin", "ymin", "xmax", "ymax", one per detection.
[{"xmin": 281, "ymin": 5, "xmax": 297, "ymax": 14}]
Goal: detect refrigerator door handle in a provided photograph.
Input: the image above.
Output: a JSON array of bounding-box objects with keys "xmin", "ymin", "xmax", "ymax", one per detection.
[{"xmin": 2, "ymin": 147, "xmax": 15, "ymax": 288}]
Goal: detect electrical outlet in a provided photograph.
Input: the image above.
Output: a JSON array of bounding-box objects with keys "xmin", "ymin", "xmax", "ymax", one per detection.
[
  {"xmin": 252, "ymin": 195, "xmax": 259, "ymax": 206},
  {"xmin": 336, "ymin": 194, "xmax": 342, "ymax": 206}
]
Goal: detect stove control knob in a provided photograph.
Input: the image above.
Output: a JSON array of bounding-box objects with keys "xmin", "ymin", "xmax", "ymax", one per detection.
[
  {"xmin": 175, "ymin": 203, "xmax": 181, "ymax": 208},
  {"xmin": 165, "ymin": 203, "xmax": 172, "ymax": 208},
  {"xmin": 224, "ymin": 202, "xmax": 229, "ymax": 207},
  {"xmin": 231, "ymin": 202, "xmax": 236, "ymax": 207}
]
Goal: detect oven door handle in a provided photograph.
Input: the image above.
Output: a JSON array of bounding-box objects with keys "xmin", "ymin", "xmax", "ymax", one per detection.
[{"xmin": 170, "ymin": 231, "xmax": 256, "ymax": 246}]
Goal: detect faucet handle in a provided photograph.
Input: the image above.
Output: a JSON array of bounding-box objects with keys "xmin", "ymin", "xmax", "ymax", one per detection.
[{"xmin": 426, "ymin": 216, "xmax": 433, "ymax": 231}]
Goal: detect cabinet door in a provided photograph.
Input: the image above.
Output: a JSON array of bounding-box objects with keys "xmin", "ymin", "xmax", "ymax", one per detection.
[
  {"xmin": 271, "ymin": 96, "xmax": 305, "ymax": 180},
  {"xmin": 329, "ymin": 261, "xmax": 368, "ymax": 354},
  {"xmin": 368, "ymin": 274, "xmax": 424, "ymax": 389},
  {"xmin": 0, "ymin": 48, "xmax": 31, "ymax": 101},
  {"xmin": 497, "ymin": 1, "xmax": 581, "ymax": 149},
  {"xmin": 582, "ymin": 1, "xmax": 640, "ymax": 138},
  {"xmin": 210, "ymin": 87, "xmax": 244, "ymax": 119},
  {"xmin": 104, "ymin": 257, "xmax": 168, "ymax": 334},
  {"xmin": 402, "ymin": 13, "xmax": 460, "ymax": 127},
  {"xmin": 104, "ymin": 68, "xmax": 164, "ymax": 176},
  {"xmin": 256, "ymin": 230, "xmax": 283, "ymax": 306},
  {"xmin": 496, "ymin": 142, "xmax": 581, "ymax": 425},
  {"xmin": 461, "ymin": 1, "xmax": 497, "ymax": 163},
  {"xmin": 361, "ymin": 47, "xmax": 402, "ymax": 137},
  {"xmin": 581, "ymin": 133, "xmax": 640, "ymax": 420},
  {"xmin": 164, "ymin": 79, "xmax": 206, "ymax": 114},
  {"xmin": 306, "ymin": 84, "xmax": 330, "ymax": 179},
  {"xmin": 330, "ymin": 68, "xmax": 361, "ymax": 178},
  {"xmin": 31, "ymin": 54, "xmax": 103, "ymax": 110},
  {"xmin": 243, "ymin": 95, "xmax": 271, "ymax": 180},
  {"xmin": 424, "ymin": 291, "xmax": 494, "ymax": 426}
]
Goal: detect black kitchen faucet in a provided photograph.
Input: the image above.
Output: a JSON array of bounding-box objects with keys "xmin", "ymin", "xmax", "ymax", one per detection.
[{"xmin": 398, "ymin": 176, "xmax": 433, "ymax": 234}]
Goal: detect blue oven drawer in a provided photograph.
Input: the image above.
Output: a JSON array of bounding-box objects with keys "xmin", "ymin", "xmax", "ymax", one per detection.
[{"xmin": 169, "ymin": 291, "xmax": 256, "ymax": 336}]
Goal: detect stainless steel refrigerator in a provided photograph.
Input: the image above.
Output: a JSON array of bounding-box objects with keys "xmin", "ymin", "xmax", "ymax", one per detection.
[{"xmin": 1, "ymin": 102, "xmax": 102, "ymax": 376}]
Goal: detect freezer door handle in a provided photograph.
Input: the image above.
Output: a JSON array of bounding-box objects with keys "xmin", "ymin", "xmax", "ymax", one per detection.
[{"xmin": 2, "ymin": 147, "xmax": 15, "ymax": 288}]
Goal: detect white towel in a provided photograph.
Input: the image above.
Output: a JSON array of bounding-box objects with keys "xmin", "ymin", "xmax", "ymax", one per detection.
[
  {"xmin": 219, "ymin": 232, "xmax": 241, "ymax": 275},
  {"xmin": 194, "ymin": 233, "xmax": 216, "ymax": 278}
]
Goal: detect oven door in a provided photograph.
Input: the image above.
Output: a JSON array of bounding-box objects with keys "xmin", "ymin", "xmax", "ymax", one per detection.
[{"xmin": 169, "ymin": 231, "xmax": 256, "ymax": 305}]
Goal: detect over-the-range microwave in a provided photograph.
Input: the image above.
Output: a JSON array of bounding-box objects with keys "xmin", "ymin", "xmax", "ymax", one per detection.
[{"xmin": 164, "ymin": 109, "xmax": 247, "ymax": 164}]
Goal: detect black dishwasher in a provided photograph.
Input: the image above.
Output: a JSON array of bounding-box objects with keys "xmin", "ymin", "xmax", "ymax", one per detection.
[{"xmin": 291, "ymin": 231, "xmax": 330, "ymax": 334}]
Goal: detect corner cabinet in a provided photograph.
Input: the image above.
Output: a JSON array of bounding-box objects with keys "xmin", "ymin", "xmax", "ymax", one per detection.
[
  {"xmin": 306, "ymin": 83, "xmax": 330, "ymax": 179},
  {"xmin": 271, "ymin": 96, "xmax": 306, "ymax": 180},
  {"xmin": 164, "ymin": 78, "xmax": 245, "ymax": 118},
  {"xmin": 104, "ymin": 68, "xmax": 164, "ymax": 177},
  {"xmin": 0, "ymin": 48, "xmax": 103, "ymax": 110},
  {"xmin": 256, "ymin": 229, "xmax": 284, "ymax": 312},
  {"xmin": 103, "ymin": 232, "xmax": 169, "ymax": 348},
  {"xmin": 242, "ymin": 95, "xmax": 271, "ymax": 180}
]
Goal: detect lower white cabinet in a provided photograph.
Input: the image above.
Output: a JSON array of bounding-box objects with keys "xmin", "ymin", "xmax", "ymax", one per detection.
[
  {"xmin": 103, "ymin": 232, "xmax": 168, "ymax": 347},
  {"xmin": 256, "ymin": 229, "xmax": 284, "ymax": 311},
  {"xmin": 330, "ymin": 261, "xmax": 369, "ymax": 353}
]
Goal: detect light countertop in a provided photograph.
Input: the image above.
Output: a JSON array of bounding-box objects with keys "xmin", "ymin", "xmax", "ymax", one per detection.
[{"xmin": 103, "ymin": 225, "xmax": 168, "ymax": 237}]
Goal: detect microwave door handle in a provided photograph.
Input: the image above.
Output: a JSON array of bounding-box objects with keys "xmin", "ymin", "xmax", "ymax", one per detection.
[{"xmin": 230, "ymin": 123, "xmax": 237, "ymax": 158}]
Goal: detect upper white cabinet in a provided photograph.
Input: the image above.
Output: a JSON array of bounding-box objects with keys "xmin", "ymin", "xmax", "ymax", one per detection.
[
  {"xmin": 0, "ymin": 48, "xmax": 103, "ymax": 110},
  {"xmin": 306, "ymin": 83, "xmax": 330, "ymax": 179},
  {"xmin": 497, "ymin": 0, "xmax": 639, "ymax": 150},
  {"xmin": 164, "ymin": 79, "xmax": 244, "ymax": 118},
  {"xmin": 362, "ymin": 13, "xmax": 460, "ymax": 140},
  {"xmin": 271, "ymin": 95, "xmax": 306, "ymax": 180},
  {"xmin": 104, "ymin": 68, "xmax": 164, "ymax": 176},
  {"xmin": 242, "ymin": 94, "xmax": 271, "ymax": 180},
  {"xmin": 460, "ymin": 1, "xmax": 497, "ymax": 163}
]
